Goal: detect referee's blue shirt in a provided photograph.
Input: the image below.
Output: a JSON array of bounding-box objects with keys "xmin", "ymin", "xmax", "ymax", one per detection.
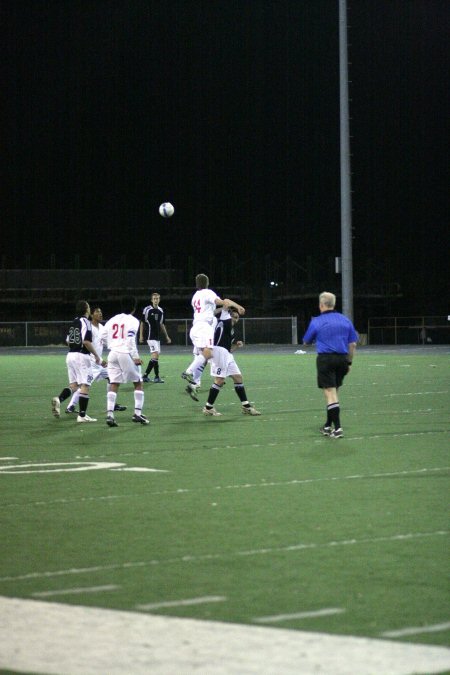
[{"xmin": 303, "ymin": 311, "xmax": 358, "ymax": 354}]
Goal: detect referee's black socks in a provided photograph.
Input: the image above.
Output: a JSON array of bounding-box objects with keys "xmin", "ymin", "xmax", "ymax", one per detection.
[{"xmin": 327, "ymin": 402, "xmax": 341, "ymax": 429}]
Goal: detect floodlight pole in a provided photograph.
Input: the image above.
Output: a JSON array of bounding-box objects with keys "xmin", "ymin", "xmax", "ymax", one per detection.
[{"xmin": 339, "ymin": 0, "xmax": 354, "ymax": 321}]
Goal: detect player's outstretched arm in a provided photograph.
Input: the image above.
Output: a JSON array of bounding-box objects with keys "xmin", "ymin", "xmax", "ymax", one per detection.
[{"xmin": 222, "ymin": 298, "xmax": 245, "ymax": 315}]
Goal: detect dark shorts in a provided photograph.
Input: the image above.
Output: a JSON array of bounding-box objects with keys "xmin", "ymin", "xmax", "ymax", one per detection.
[{"xmin": 316, "ymin": 353, "xmax": 350, "ymax": 389}]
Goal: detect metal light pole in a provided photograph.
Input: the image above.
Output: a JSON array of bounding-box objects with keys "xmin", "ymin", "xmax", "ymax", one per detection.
[{"xmin": 339, "ymin": 0, "xmax": 354, "ymax": 320}]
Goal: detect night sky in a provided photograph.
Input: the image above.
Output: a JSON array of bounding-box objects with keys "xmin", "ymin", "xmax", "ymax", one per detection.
[{"xmin": 2, "ymin": 1, "xmax": 449, "ymax": 315}]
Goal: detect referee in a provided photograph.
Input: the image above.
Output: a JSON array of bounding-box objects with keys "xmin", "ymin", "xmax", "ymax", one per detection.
[{"xmin": 303, "ymin": 292, "xmax": 358, "ymax": 438}]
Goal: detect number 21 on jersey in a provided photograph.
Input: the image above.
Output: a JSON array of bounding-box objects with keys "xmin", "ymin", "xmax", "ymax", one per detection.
[{"xmin": 112, "ymin": 323, "xmax": 125, "ymax": 339}]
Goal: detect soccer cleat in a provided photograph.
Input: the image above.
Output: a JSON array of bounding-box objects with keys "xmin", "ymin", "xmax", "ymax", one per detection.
[
  {"xmin": 330, "ymin": 428, "xmax": 344, "ymax": 438},
  {"xmin": 153, "ymin": 377, "xmax": 165, "ymax": 383},
  {"xmin": 132, "ymin": 414, "xmax": 150, "ymax": 425},
  {"xmin": 242, "ymin": 405, "xmax": 261, "ymax": 416},
  {"xmin": 181, "ymin": 371, "xmax": 195, "ymax": 385},
  {"xmin": 202, "ymin": 406, "xmax": 222, "ymax": 416},
  {"xmin": 106, "ymin": 416, "xmax": 118, "ymax": 427},
  {"xmin": 185, "ymin": 384, "xmax": 200, "ymax": 401},
  {"xmin": 51, "ymin": 397, "xmax": 61, "ymax": 418},
  {"xmin": 320, "ymin": 426, "xmax": 332, "ymax": 436},
  {"xmin": 77, "ymin": 415, "xmax": 97, "ymax": 423},
  {"xmin": 65, "ymin": 405, "xmax": 78, "ymax": 414},
  {"xmin": 114, "ymin": 404, "xmax": 127, "ymax": 411},
  {"xmin": 142, "ymin": 375, "xmax": 151, "ymax": 383}
]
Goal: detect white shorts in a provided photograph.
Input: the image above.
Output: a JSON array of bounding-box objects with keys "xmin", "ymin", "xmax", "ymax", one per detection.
[
  {"xmin": 190, "ymin": 322, "xmax": 214, "ymax": 350},
  {"xmin": 210, "ymin": 346, "xmax": 241, "ymax": 379},
  {"xmin": 147, "ymin": 339, "xmax": 161, "ymax": 354},
  {"xmin": 91, "ymin": 361, "xmax": 109, "ymax": 383},
  {"xmin": 66, "ymin": 352, "xmax": 94, "ymax": 386},
  {"xmin": 107, "ymin": 351, "xmax": 142, "ymax": 384}
]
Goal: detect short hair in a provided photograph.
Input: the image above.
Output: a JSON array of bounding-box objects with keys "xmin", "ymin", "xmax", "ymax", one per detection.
[
  {"xmin": 76, "ymin": 300, "xmax": 89, "ymax": 316},
  {"xmin": 196, "ymin": 273, "xmax": 209, "ymax": 289},
  {"xmin": 319, "ymin": 292, "xmax": 336, "ymax": 309},
  {"xmin": 151, "ymin": 292, "xmax": 160, "ymax": 297},
  {"xmin": 120, "ymin": 295, "xmax": 136, "ymax": 314}
]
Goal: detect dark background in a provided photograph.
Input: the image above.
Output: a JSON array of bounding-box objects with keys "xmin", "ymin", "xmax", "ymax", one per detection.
[{"xmin": 2, "ymin": 0, "xmax": 449, "ymax": 322}]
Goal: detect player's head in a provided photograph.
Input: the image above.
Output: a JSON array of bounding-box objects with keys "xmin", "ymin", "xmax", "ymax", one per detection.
[
  {"xmin": 319, "ymin": 292, "xmax": 336, "ymax": 310},
  {"xmin": 196, "ymin": 273, "xmax": 209, "ymax": 289},
  {"xmin": 91, "ymin": 307, "xmax": 103, "ymax": 322},
  {"xmin": 120, "ymin": 295, "xmax": 137, "ymax": 314},
  {"xmin": 76, "ymin": 300, "xmax": 90, "ymax": 317},
  {"xmin": 151, "ymin": 292, "xmax": 160, "ymax": 306},
  {"xmin": 230, "ymin": 309, "xmax": 240, "ymax": 324}
]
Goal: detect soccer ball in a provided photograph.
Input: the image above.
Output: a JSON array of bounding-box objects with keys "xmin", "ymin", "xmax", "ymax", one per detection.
[{"xmin": 159, "ymin": 202, "xmax": 175, "ymax": 218}]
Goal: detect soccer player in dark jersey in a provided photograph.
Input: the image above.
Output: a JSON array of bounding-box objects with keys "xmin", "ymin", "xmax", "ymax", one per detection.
[
  {"xmin": 64, "ymin": 307, "xmax": 127, "ymax": 414},
  {"xmin": 201, "ymin": 308, "xmax": 261, "ymax": 417},
  {"xmin": 139, "ymin": 292, "xmax": 171, "ymax": 383},
  {"xmin": 185, "ymin": 305, "xmax": 244, "ymax": 400},
  {"xmin": 51, "ymin": 300, "xmax": 101, "ymax": 422},
  {"xmin": 303, "ymin": 291, "xmax": 358, "ymax": 438}
]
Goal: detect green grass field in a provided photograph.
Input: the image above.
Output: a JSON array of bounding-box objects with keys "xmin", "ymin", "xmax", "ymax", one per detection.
[{"xmin": 1, "ymin": 346, "xmax": 449, "ymax": 663}]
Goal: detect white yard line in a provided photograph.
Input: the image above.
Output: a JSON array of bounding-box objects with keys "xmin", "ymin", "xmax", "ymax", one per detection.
[
  {"xmin": 137, "ymin": 595, "xmax": 226, "ymax": 610},
  {"xmin": 0, "ymin": 530, "xmax": 446, "ymax": 583},
  {"xmin": 0, "ymin": 596, "xmax": 449, "ymax": 675},
  {"xmin": 383, "ymin": 391, "xmax": 448, "ymax": 397},
  {"xmin": 254, "ymin": 608, "xmax": 345, "ymax": 623},
  {"xmin": 32, "ymin": 585, "xmax": 119, "ymax": 598},
  {"xmin": 1, "ymin": 466, "xmax": 448, "ymax": 508},
  {"xmin": 381, "ymin": 621, "xmax": 450, "ymax": 638}
]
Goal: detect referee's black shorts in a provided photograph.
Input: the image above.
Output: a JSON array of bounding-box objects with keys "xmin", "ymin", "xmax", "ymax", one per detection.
[{"xmin": 316, "ymin": 353, "xmax": 350, "ymax": 389}]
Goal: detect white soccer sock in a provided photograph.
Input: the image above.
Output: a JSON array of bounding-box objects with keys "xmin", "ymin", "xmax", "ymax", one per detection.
[
  {"xmin": 107, "ymin": 391, "xmax": 117, "ymax": 415},
  {"xmin": 134, "ymin": 390, "xmax": 144, "ymax": 416},
  {"xmin": 68, "ymin": 388, "xmax": 81, "ymax": 409},
  {"xmin": 190, "ymin": 354, "xmax": 207, "ymax": 385}
]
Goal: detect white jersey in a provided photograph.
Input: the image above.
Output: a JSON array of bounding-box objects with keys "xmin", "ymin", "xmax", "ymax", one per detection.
[
  {"xmin": 104, "ymin": 313, "xmax": 140, "ymax": 359},
  {"xmin": 191, "ymin": 288, "xmax": 219, "ymax": 325},
  {"xmin": 90, "ymin": 322, "xmax": 107, "ymax": 362}
]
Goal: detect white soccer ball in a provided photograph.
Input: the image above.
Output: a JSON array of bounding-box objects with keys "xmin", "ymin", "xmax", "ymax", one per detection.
[{"xmin": 159, "ymin": 202, "xmax": 175, "ymax": 218}]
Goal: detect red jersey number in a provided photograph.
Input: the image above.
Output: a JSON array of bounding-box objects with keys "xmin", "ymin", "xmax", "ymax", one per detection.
[{"xmin": 112, "ymin": 323, "xmax": 125, "ymax": 339}]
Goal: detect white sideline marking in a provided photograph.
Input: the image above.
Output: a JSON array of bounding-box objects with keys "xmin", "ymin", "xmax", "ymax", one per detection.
[
  {"xmin": 0, "ymin": 461, "xmax": 168, "ymax": 475},
  {"xmin": 1, "ymin": 596, "xmax": 449, "ymax": 675},
  {"xmin": 137, "ymin": 595, "xmax": 226, "ymax": 610},
  {"xmin": 32, "ymin": 585, "xmax": 119, "ymax": 598},
  {"xmin": 381, "ymin": 621, "xmax": 450, "ymax": 638},
  {"xmin": 0, "ymin": 531, "xmax": 446, "ymax": 583},
  {"xmin": 255, "ymin": 608, "xmax": 345, "ymax": 623},
  {"xmin": 111, "ymin": 467, "xmax": 168, "ymax": 472},
  {"xmin": 0, "ymin": 457, "xmax": 18, "ymax": 460},
  {"xmin": 0, "ymin": 461, "xmax": 125, "ymax": 474}
]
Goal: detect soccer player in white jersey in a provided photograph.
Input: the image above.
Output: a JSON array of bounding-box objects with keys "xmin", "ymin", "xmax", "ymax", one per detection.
[
  {"xmin": 181, "ymin": 273, "xmax": 245, "ymax": 388},
  {"xmin": 103, "ymin": 296, "xmax": 149, "ymax": 427},
  {"xmin": 65, "ymin": 307, "xmax": 127, "ymax": 414}
]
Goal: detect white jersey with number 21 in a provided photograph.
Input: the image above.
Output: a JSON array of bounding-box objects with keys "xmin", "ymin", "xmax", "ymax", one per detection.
[{"xmin": 104, "ymin": 313, "xmax": 140, "ymax": 358}]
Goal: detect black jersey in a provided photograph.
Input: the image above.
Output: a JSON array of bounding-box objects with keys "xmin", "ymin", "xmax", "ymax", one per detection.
[
  {"xmin": 67, "ymin": 316, "xmax": 92, "ymax": 354},
  {"xmin": 141, "ymin": 305, "xmax": 166, "ymax": 340},
  {"xmin": 214, "ymin": 313, "xmax": 235, "ymax": 352}
]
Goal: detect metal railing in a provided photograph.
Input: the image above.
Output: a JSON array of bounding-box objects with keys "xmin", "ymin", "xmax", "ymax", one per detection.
[
  {"xmin": 367, "ymin": 316, "xmax": 450, "ymax": 345},
  {"xmin": 0, "ymin": 317, "xmax": 298, "ymax": 348}
]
